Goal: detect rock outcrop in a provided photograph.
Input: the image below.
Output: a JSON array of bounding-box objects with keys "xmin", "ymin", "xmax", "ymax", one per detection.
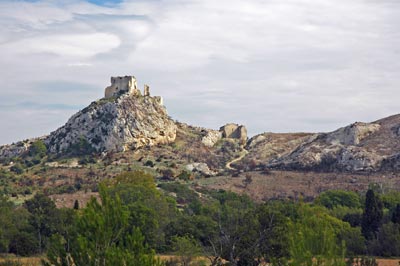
[
  {"xmin": 243, "ymin": 132, "xmax": 315, "ymax": 166},
  {"xmin": 220, "ymin": 123, "xmax": 247, "ymax": 145},
  {"xmin": 267, "ymin": 119, "xmax": 397, "ymax": 172},
  {"xmin": 0, "ymin": 138, "xmax": 45, "ymax": 160},
  {"xmin": 185, "ymin": 162, "xmax": 216, "ymax": 176},
  {"xmin": 201, "ymin": 130, "xmax": 222, "ymax": 147},
  {"xmin": 326, "ymin": 122, "xmax": 380, "ymax": 145},
  {"xmin": 0, "ymin": 76, "xmax": 176, "ymax": 158},
  {"xmin": 45, "ymin": 81, "xmax": 176, "ymax": 154},
  {"xmin": 5, "ymin": 74, "xmax": 400, "ymax": 175}
]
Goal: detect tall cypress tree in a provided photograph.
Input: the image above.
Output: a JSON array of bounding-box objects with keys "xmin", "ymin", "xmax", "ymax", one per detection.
[
  {"xmin": 392, "ymin": 204, "xmax": 400, "ymax": 224},
  {"xmin": 361, "ymin": 189, "xmax": 383, "ymax": 240}
]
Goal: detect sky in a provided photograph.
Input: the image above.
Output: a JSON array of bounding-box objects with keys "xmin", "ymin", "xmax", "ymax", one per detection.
[{"xmin": 0, "ymin": 0, "xmax": 400, "ymax": 145}]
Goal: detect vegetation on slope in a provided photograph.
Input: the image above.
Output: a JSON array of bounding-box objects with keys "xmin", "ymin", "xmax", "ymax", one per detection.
[{"xmin": 0, "ymin": 171, "xmax": 400, "ymax": 265}]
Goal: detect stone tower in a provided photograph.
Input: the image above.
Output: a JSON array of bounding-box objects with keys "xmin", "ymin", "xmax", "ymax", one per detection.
[{"xmin": 104, "ymin": 76, "xmax": 140, "ymax": 98}]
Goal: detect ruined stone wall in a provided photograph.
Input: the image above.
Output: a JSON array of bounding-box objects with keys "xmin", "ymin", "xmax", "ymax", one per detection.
[{"xmin": 104, "ymin": 76, "xmax": 138, "ymax": 98}]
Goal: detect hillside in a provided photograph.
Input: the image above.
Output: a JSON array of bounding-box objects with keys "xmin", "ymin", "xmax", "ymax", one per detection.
[
  {"xmin": 258, "ymin": 115, "xmax": 400, "ymax": 172},
  {"xmin": 2, "ymin": 75, "xmax": 400, "ymax": 203}
]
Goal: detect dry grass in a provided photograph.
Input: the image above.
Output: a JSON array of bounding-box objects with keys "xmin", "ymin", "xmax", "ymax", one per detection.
[
  {"xmin": 0, "ymin": 257, "xmax": 42, "ymax": 266},
  {"xmin": 376, "ymin": 259, "xmax": 400, "ymax": 266},
  {"xmin": 197, "ymin": 170, "xmax": 400, "ymax": 201}
]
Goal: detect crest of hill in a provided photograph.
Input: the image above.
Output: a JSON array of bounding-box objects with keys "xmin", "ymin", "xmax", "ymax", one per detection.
[
  {"xmin": 46, "ymin": 76, "xmax": 176, "ymax": 154},
  {"xmin": 243, "ymin": 114, "xmax": 400, "ymax": 172},
  {"xmin": 0, "ymin": 76, "xmax": 177, "ymax": 158}
]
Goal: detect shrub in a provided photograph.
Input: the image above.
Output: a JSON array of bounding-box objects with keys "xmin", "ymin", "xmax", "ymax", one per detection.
[
  {"xmin": 177, "ymin": 171, "xmax": 192, "ymax": 181},
  {"xmin": 316, "ymin": 190, "xmax": 361, "ymax": 209},
  {"xmin": 10, "ymin": 164, "xmax": 23, "ymax": 174},
  {"xmin": 144, "ymin": 160, "xmax": 154, "ymax": 167},
  {"xmin": 161, "ymin": 169, "xmax": 174, "ymax": 180},
  {"xmin": 29, "ymin": 140, "xmax": 47, "ymax": 158}
]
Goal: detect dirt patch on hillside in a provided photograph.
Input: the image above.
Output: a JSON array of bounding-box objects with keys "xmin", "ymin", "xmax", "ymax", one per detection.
[
  {"xmin": 49, "ymin": 191, "xmax": 99, "ymax": 208},
  {"xmin": 197, "ymin": 170, "xmax": 400, "ymax": 201}
]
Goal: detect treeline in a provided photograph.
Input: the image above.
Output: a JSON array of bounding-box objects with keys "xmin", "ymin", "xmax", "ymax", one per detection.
[{"xmin": 0, "ymin": 171, "xmax": 400, "ymax": 265}]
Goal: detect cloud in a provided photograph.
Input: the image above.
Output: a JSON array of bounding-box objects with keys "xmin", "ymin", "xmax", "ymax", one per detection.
[
  {"xmin": 0, "ymin": 0, "xmax": 400, "ymax": 145},
  {"xmin": 10, "ymin": 33, "xmax": 120, "ymax": 57}
]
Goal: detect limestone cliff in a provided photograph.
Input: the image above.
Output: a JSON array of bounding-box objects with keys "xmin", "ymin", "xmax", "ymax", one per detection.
[
  {"xmin": 264, "ymin": 116, "xmax": 400, "ymax": 172},
  {"xmin": 45, "ymin": 90, "xmax": 176, "ymax": 154},
  {"xmin": 0, "ymin": 76, "xmax": 176, "ymax": 157}
]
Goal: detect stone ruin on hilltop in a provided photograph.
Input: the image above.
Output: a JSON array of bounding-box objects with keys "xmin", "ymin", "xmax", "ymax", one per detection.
[{"xmin": 104, "ymin": 75, "xmax": 163, "ymax": 105}]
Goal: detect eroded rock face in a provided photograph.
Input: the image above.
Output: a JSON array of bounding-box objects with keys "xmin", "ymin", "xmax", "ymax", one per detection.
[
  {"xmin": 0, "ymin": 142, "xmax": 30, "ymax": 159},
  {"xmin": 201, "ymin": 130, "xmax": 222, "ymax": 147},
  {"xmin": 45, "ymin": 93, "xmax": 176, "ymax": 154},
  {"xmin": 268, "ymin": 122, "xmax": 384, "ymax": 172},
  {"xmin": 326, "ymin": 122, "xmax": 380, "ymax": 145},
  {"xmin": 243, "ymin": 133, "xmax": 316, "ymax": 166},
  {"xmin": 185, "ymin": 162, "xmax": 216, "ymax": 176},
  {"xmin": 220, "ymin": 123, "xmax": 247, "ymax": 144},
  {"xmin": 0, "ymin": 76, "xmax": 175, "ymax": 158},
  {"xmin": 0, "ymin": 138, "xmax": 44, "ymax": 159}
]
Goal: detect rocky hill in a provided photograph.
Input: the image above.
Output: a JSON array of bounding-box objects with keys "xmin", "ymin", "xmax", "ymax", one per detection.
[
  {"xmin": 3, "ymin": 74, "xmax": 400, "ymax": 203},
  {"xmin": 0, "ymin": 76, "xmax": 177, "ymax": 158},
  {"xmin": 0, "ymin": 76, "xmax": 248, "ymax": 175},
  {"xmin": 45, "ymin": 92, "xmax": 176, "ymax": 154},
  {"xmin": 2, "ymin": 75, "xmax": 400, "ymax": 176},
  {"xmin": 243, "ymin": 115, "xmax": 400, "ymax": 173}
]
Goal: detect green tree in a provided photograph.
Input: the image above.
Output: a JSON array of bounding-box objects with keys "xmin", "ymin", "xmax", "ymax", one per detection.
[
  {"xmin": 29, "ymin": 140, "xmax": 47, "ymax": 158},
  {"xmin": 171, "ymin": 236, "xmax": 202, "ymax": 266},
  {"xmin": 367, "ymin": 222, "xmax": 400, "ymax": 256},
  {"xmin": 288, "ymin": 205, "xmax": 346, "ymax": 266},
  {"xmin": 0, "ymin": 196, "xmax": 14, "ymax": 252},
  {"xmin": 361, "ymin": 189, "xmax": 383, "ymax": 240},
  {"xmin": 25, "ymin": 193, "xmax": 58, "ymax": 253},
  {"xmin": 255, "ymin": 202, "xmax": 290, "ymax": 261},
  {"xmin": 203, "ymin": 191, "xmax": 259, "ymax": 266},
  {"xmin": 43, "ymin": 185, "xmax": 162, "ymax": 266},
  {"xmin": 107, "ymin": 171, "xmax": 176, "ymax": 250},
  {"xmin": 67, "ymin": 136, "xmax": 95, "ymax": 155},
  {"xmin": 392, "ymin": 204, "xmax": 400, "ymax": 224},
  {"xmin": 10, "ymin": 163, "xmax": 23, "ymax": 174},
  {"xmin": 73, "ymin": 200, "xmax": 79, "ymax": 210},
  {"xmin": 316, "ymin": 190, "xmax": 361, "ymax": 209},
  {"xmin": 8, "ymin": 207, "xmax": 37, "ymax": 256}
]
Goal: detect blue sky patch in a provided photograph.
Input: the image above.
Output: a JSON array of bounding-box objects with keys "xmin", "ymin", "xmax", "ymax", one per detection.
[
  {"xmin": 20, "ymin": 0, "xmax": 123, "ymax": 6},
  {"xmin": 87, "ymin": 0, "xmax": 123, "ymax": 6}
]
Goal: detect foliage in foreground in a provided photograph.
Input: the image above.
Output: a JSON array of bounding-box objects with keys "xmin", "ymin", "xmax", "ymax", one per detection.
[
  {"xmin": 3, "ymin": 171, "xmax": 400, "ymax": 265},
  {"xmin": 42, "ymin": 184, "xmax": 162, "ymax": 266}
]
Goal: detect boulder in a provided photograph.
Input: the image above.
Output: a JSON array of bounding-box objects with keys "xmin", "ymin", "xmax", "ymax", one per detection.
[
  {"xmin": 185, "ymin": 163, "xmax": 216, "ymax": 176},
  {"xmin": 201, "ymin": 130, "xmax": 222, "ymax": 147},
  {"xmin": 219, "ymin": 123, "xmax": 247, "ymax": 144}
]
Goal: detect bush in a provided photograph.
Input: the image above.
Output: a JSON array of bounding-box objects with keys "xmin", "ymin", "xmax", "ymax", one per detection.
[
  {"xmin": 367, "ymin": 222, "xmax": 400, "ymax": 256},
  {"xmin": 9, "ymin": 231, "xmax": 38, "ymax": 256},
  {"xmin": 10, "ymin": 164, "xmax": 23, "ymax": 174},
  {"xmin": 67, "ymin": 136, "xmax": 95, "ymax": 156},
  {"xmin": 177, "ymin": 171, "xmax": 191, "ymax": 181},
  {"xmin": 316, "ymin": 190, "xmax": 361, "ymax": 209},
  {"xmin": 29, "ymin": 140, "xmax": 47, "ymax": 158},
  {"xmin": 161, "ymin": 169, "xmax": 174, "ymax": 180},
  {"xmin": 171, "ymin": 236, "xmax": 202, "ymax": 266},
  {"xmin": 144, "ymin": 160, "xmax": 154, "ymax": 167}
]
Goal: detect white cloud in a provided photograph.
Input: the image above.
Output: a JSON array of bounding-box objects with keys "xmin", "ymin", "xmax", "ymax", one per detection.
[
  {"xmin": 0, "ymin": 0, "xmax": 400, "ymax": 144},
  {"xmin": 10, "ymin": 33, "xmax": 120, "ymax": 57}
]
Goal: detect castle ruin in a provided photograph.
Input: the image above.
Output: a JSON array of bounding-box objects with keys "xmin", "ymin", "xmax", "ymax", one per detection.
[
  {"xmin": 105, "ymin": 76, "xmax": 138, "ymax": 98},
  {"xmin": 104, "ymin": 75, "xmax": 163, "ymax": 105}
]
